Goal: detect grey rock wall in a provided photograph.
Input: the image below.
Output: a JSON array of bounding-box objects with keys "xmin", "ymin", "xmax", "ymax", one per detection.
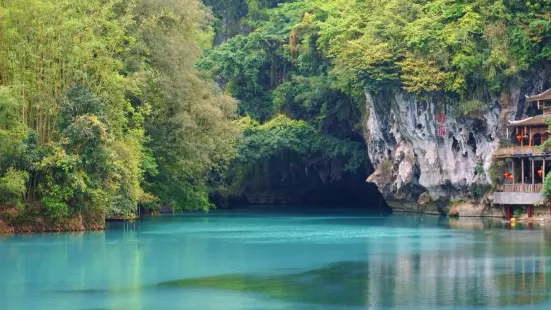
[
  {"xmin": 364, "ymin": 68, "xmax": 551, "ymax": 215},
  {"xmin": 365, "ymin": 91, "xmax": 500, "ymax": 207}
]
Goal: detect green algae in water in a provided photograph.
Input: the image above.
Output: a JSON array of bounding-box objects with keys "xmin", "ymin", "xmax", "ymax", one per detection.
[
  {"xmin": 159, "ymin": 260, "xmax": 551, "ymax": 308},
  {"xmin": 160, "ymin": 261, "xmax": 369, "ymax": 307}
]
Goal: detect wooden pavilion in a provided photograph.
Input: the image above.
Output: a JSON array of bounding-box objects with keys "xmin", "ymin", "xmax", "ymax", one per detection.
[{"xmin": 493, "ymin": 88, "xmax": 551, "ymax": 219}]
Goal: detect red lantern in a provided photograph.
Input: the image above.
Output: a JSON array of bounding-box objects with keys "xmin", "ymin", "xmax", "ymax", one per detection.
[
  {"xmin": 538, "ymin": 169, "xmax": 543, "ymax": 178},
  {"xmin": 516, "ymin": 135, "xmax": 522, "ymax": 143},
  {"xmin": 509, "ymin": 175, "xmax": 513, "ymax": 181},
  {"xmin": 503, "ymin": 172, "xmax": 509, "ymax": 178}
]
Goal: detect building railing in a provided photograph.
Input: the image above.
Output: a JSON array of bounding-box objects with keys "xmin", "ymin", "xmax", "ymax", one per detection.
[
  {"xmin": 495, "ymin": 184, "xmax": 542, "ymax": 192},
  {"xmin": 494, "ymin": 146, "xmax": 550, "ymax": 157}
]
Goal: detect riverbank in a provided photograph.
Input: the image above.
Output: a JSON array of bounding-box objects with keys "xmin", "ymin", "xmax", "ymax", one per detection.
[
  {"xmin": 0, "ymin": 219, "xmax": 104, "ymax": 234},
  {"xmin": 0, "ymin": 219, "xmax": 12, "ymax": 234},
  {"xmin": 3, "ymin": 202, "xmax": 551, "ymax": 234},
  {"xmin": 0, "ymin": 206, "xmax": 104, "ymax": 234}
]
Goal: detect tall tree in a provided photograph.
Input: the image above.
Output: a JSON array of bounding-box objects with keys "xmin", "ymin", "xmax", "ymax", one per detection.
[{"xmin": 129, "ymin": 0, "xmax": 239, "ymax": 211}]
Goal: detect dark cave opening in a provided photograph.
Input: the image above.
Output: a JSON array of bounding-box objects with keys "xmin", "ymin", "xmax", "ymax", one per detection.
[
  {"xmin": 467, "ymin": 133, "xmax": 477, "ymax": 153},
  {"xmin": 213, "ymin": 129, "xmax": 390, "ymax": 213},
  {"xmin": 300, "ymin": 173, "xmax": 389, "ymax": 210},
  {"xmin": 452, "ymin": 137, "xmax": 460, "ymax": 153},
  {"xmin": 221, "ymin": 167, "xmax": 391, "ymax": 213}
]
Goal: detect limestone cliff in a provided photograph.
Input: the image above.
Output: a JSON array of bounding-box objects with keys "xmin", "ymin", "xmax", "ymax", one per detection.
[{"xmin": 364, "ymin": 69, "xmax": 551, "ymax": 216}]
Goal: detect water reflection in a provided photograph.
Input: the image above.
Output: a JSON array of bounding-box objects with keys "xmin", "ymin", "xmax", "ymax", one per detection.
[
  {"xmin": 157, "ymin": 218, "xmax": 551, "ymax": 308},
  {"xmin": 364, "ymin": 226, "xmax": 551, "ymax": 308},
  {"xmin": 0, "ymin": 213, "xmax": 550, "ymax": 310}
]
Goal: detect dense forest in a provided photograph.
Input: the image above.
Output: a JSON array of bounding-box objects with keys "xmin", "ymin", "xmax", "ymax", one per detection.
[
  {"xmin": 0, "ymin": 0, "xmax": 238, "ymax": 230},
  {"xmin": 1, "ymin": 0, "xmax": 551, "ymax": 231}
]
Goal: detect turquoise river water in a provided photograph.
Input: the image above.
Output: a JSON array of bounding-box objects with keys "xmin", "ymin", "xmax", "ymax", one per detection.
[{"xmin": 1, "ymin": 208, "xmax": 551, "ymax": 310}]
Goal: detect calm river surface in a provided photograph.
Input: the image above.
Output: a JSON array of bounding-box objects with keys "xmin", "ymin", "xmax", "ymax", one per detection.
[{"xmin": 1, "ymin": 208, "xmax": 551, "ymax": 310}]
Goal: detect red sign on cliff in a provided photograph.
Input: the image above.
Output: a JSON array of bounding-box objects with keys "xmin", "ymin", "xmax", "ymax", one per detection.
[{"xmin": 436, "ymin": 112, "xmax": 446, "ymax": 137}]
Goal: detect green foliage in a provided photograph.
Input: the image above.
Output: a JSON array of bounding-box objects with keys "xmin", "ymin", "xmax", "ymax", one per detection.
[
  {"xmin": 470, "ymin": 184, "xmax": 491, "ymax": 199},
  {"xmin": 541, "ymin": 116, "xmax": 551, "ymax": 200},
  {"xmin": 229, "ymin": 115, "xmax": 367, "ymax": 193},
  {"xmin": 488, "ymin": 161, "xmax": 505, "ymax": 186},
  {"xmin": 0, "ymin": 87, "xmax": 29, "ymax": 207},
  {"xmin": 513, "ymin": 206, "xmax": 526, "ymax": 216},
  {"xmin": 198, "ymin": 0, "xmax": 344, "ymax": 122},
  {"xmin": 34, "ymin": 86, "xmax": 131, "ymax": 218},
  {"xmin": 0, "ymin": 0, "xmax": 239, "ymax": 227},
  {"xmin": 132, "ymin": 0, "xmax": 239, "ymax": 211},
  {"xmin": 473, "ymin": 160, "xmax": 485, "ymax": 176},
  {"xmin": 198, "ymin": 34, "xmax": 274, "ymax": 120},
  {"xmin": 236, "ymin": 115, "xmax": 365, "ymax": 171},
  {"xmin": 455, "ymin": 100, "xmax": 487, "ymax": 116},
  {"xmin": 0, "ymin": 87, "xmax": 27, "ymax": 160},
  {"xmin": 541, "ymin": 171, "xmax": 551, "ymax": 201},
  {"xmin": 316, "ymin": 0, "xmax": 550, "ymax": 98},
  {"xmin": 0, "ymin": 0, "xmax": 133, "ymax": 144},
  {"xmin": 199, "ymin": 0, "xmax": 368, "ymax": 198},
  {"xmin": 202, "ymin": 0, "xmax": 288, "ymax": 43},
  {"xmin": 0, "ymin": 168, "xmax": 28, "ymax": 205}
]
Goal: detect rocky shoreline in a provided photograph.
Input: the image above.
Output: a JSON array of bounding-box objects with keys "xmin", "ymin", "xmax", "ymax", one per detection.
[{"xmin": 388, "ymin": 198, "xmax": 551, "ymax": 223}]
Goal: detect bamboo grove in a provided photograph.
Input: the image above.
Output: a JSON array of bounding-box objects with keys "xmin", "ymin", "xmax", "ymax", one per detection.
[{"xmin": 0, "ymin": 0, "xmax": 238, "ymax": 229}]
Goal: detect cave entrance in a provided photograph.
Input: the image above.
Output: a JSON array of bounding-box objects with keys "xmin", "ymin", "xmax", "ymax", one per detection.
[
  {"xmin": 223, "ymin": 165, "xmax": 391, "ymax": 213},
  {"xmin": 300, "ymin": 172, "xmax": 390, "ymax": 211}
]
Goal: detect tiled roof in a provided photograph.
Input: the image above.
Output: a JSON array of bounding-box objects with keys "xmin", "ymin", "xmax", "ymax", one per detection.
[
  {"xmin": 509, "ymin": 115, "xmax": 551, "ymax": 127},
  {"xmin": 526, "ymin": 88, "xmax": 551, "ymax": 102}
]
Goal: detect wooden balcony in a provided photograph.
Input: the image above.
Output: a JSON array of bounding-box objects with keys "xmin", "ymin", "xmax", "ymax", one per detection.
[
  {"xmin": 495, "ymin": 184, "xmax": 542, "ymax": 192},
  {"xmin": 494, "ymin": 146, "xmax": 550, "ymax": 158}
]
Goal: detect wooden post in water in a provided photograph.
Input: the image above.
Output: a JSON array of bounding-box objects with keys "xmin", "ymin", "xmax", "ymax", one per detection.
[
  {"xmin": 506, "ymin": 205, "xmax": 511, "ymax": 220},
  {"xmin": 528, "ymin": 205, "xmax": 532, "ymax": 218}
]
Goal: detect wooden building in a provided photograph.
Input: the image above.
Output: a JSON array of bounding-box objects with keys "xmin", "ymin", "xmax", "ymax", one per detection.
[{"xmin": 493, "ymin": 88, "xmax": 551, "ymax": 219}]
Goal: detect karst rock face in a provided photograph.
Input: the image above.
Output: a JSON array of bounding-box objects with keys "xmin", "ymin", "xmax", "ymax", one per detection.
[{"xmin": 364, "ymin": 69, "xmax": 551, "ymax": 215}]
